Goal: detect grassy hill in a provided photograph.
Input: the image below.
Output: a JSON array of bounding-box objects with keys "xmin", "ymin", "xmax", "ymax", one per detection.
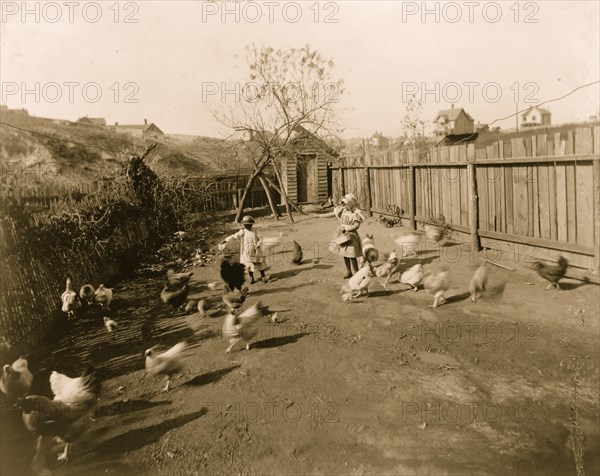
[{"xmin": 0, "ymin": 110, "xmax": 252, "ymax": 186}]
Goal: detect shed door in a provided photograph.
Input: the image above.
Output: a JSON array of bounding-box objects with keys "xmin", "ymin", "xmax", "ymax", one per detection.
[{"xmin": 296, "ymin": 154, "xmax": 318, "ymax": 203}]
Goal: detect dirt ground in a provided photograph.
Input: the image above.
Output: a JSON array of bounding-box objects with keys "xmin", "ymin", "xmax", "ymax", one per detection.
[{"xmin": 2, "ymin": 213, "xmax": 599, "ymax": 476}]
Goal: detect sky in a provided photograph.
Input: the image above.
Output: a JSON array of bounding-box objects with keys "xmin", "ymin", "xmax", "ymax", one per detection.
[{"xmin": 1, "ymin": 0, "xmax": 599, "ymax": 139}]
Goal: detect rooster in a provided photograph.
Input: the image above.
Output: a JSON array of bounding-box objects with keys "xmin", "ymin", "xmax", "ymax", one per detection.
[
  {"xmin": 94, "ymin": 284, "xmax": 113, "ymax": 310},
  {"xmin": 167, "ymin": 269, "xmax": 194, "ymax": 287},
  {"xmin": 400, "ymin": 263, "xmax": 424, "ymax": 292},
  {"xmin": 222, "ymin": 301, "xmax": 272, "ymax": 353},
  {"xmin": 292, "ymin": 241, "xmax": 303, "ymax": 265},
  {"xmin": 469, "ymin": 264, "xmax": 488, "ymax": 302},
  {"xmin": 391, "ymin": 233, "xmax": 420, "ymax": 259},
  {"xmin": 79, "ymin": 284, "xmax": 95, "ymax": 305},
  {"xmin": 532, "ymin": 256, "xmax": 568, "ymax": 290},
  {"xmin": 21, "ymin": 369, "xmax": 100, "ymax": 463},
  {"xmin": 362, "ymin": 234, "xmax": 379, "ymax": 264},
  {"xmin": 1, "ymin": 357, "xmax": 33, "ymax": 399},
  {"xmin": 423, "ymin": 270, "xmax": 449, "ymax": 308},
  {"xmin": 160, "ymin": 284, "xmax": 189, "ymax": 311},
  {"xmin": 220, "ymin": 258, "xmax": 246, "ymax": 292},
  {"xmin": 145, "ymin": 342, "xmax": 187, "ymax": 391},
  {"xmin": 61, "ymin": 278, "xmax": 81, "ymax": 319},
  {"xmin": 340, "ymin": 264, "xmax": 375, "ymax": 302}
]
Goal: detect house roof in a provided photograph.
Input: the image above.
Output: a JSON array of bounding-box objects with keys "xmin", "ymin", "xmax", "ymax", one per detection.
[
  {"xmin": 434, "ymin": 108, "xmax": 473, "ymax": 123},
  {"xmin": 77, "ymin": 117, "xmax": 106, "ymax": 126},
  {"xmin": 521, "ymin": 106, "xmax": 551, "ymax": 119},
  {"xmin": 112, "ymin": 123, "xmax": 163, "ymax": 133}
]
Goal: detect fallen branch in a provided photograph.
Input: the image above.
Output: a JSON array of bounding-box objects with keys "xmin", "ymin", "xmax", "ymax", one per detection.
[{"xmin": 480, "ymin": 257, "xmax": 514, "ymax": 271}]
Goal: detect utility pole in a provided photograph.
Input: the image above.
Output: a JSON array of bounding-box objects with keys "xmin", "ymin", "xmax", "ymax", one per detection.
[{"xmin": 516, "ymin": 102, "xmax": 519, "ymax": 132}]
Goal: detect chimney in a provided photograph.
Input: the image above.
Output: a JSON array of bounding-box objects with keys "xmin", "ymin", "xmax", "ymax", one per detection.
[
  {"xmin": 451, "ymin": 104, "xmax": 455, "ymax": 109},
  {"xmin": 144, "ymin": 118, "xmax": 148, "ymax": 125},
  {"xmin": 115, "ymin": 122, "xmax": 118, "ymax": 126}
]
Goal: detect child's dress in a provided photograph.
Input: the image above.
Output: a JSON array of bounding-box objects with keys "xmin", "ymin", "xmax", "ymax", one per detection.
[
  {"xmin": 223, "ymin": 228, "xmax": 269, "ymax": 273},
  {"xmin": 331, "ymin": 205, "xmax": 364, "ymax": 258}
]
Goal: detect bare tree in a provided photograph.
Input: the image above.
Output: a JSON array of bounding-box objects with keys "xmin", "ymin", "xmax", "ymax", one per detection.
[
  {"xmin": 400, "ymin": 96, "xmax": 429, "ymax": 160},
  {"xmin": 215, "ymin": 44, "xmax": 345, "ymax": 222}
]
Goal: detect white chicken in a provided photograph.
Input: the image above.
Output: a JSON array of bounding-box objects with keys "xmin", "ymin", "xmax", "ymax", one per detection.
[
  {"xmin": 144, "ymin": 342, "xmax": 187, "ymax": 392},
  {"xmin": 61, "ymin": 278, "xmax": 81, "ymax": 319},
  {"xmin": 94, "ymin": 284, "xmax": 113, "ymax": 310},
  {"xmin": 340, "ymin": 264, "xmax": 374, "ymax": 302},
  {"xmin": 207, "ymin": 281, "xmax": 219, "ymax": 290},
  {"xmin": 400, "ymin": 263, "xmax": 424, "ymax": 292},
  {"xmin": 391, "ymin": 233, "xmax": 420, "ymax": 259},
  {"xmin": 22, "ymin": 369, "xmax": 100, "ymax": 463},
  {"xmin": 469, "ymin": 264, "xmax": 488, "ymax": 303},
  {"xmin": 197, "ymin": 299, "xmax": 206, "ymax": 317},
  {"xmin": 1, "ymin": 357, "xmax": 33, "ymax": 399},
  {"xmin": 103, "ymin": 316, "xmax": 117, "ymax": 332},
  {"xmin": 261, "ymin": 232, "xmax": 285, "ymax": 248},
  {"xmin": 422, "ymin": 270, "xmax": 450, "ymax": 308},
  {"xmin": 222, "ymin": 301, "xmax": 271, "ymax": 353}
]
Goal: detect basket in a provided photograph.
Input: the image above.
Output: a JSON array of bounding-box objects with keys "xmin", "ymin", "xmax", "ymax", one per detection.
[{"xmin": 334, "ymin": 233, "xmax": 351, "ymax": 245}]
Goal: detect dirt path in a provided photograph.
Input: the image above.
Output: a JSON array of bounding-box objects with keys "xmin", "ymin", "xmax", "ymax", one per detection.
[{"xmin": 2, "ymin": 214, "xmax": 599, "ymax": 476}]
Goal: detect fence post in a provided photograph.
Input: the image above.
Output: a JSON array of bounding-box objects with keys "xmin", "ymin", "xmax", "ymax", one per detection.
[
  {"xmin": 365, "ymin": 166, "xmax": 372, "ymax": 217},
  {"xmin": 409, "ymin": 165, "xmax": 416, "ymax": 230},
  {"xmin": 594, "ymin": 158, "xmax": 600, "ymax": 275},
  {"xmin": 467, "ymin": 143, "xmax": 481, "ymax": 251},
  {"xmin": 341, "ymin": 166, "xmax": 346, "ymax": 197}
]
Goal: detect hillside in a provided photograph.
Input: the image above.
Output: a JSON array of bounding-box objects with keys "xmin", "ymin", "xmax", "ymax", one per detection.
[{"xmin": 0, "ymin": 110, "xmax": 252, "ymax": 186}]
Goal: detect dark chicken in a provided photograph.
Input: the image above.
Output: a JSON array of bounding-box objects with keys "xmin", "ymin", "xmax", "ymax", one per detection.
[
  {"xmin": 292, "ymin": 241, "xmax": 303, "ymax": 265},
  {"xmin": 220, "ymin": 258, "xmax": 246, "ymax": 292},
  {"xmin": 532, "ymin": 255, "xmax": 568, "ymax": 290},
  {"xmin": 160, "ymin": 283, "xmax": 189, "ymax": 310}
]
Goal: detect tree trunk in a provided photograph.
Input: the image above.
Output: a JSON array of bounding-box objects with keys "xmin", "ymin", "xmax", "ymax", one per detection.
[
  {"xmin": 258, "ymin": 174, "xmax": 280, "ymax": 219},
  {"xmin": 234, "ymin": 161, "xmax": 269, "ymax": 223},
  {"xmin": 271, "ymin": 160, "xmax": 294, "ymax": 223},
  {"xmin": 261, "ymin": 170, "xmax": 306, "ymax": 215}
]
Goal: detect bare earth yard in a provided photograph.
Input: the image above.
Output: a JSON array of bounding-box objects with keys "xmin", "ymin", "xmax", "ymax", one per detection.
[{"xmin": 2, "ymin": 214, "xmax": 599, "ymax": 476}]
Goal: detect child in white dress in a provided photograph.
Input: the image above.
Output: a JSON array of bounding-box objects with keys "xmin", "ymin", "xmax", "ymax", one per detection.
[{"xmin": 221, "ymin": 215, "xmax": 269, "ymax": 284}]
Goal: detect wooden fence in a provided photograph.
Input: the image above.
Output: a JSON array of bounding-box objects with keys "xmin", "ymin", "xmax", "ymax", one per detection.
[{"xmin": 330, "ymin": 125, "xmax": 600, "ymax": 275}]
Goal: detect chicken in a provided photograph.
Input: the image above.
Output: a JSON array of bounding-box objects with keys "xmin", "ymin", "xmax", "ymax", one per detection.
[
  {"xmin": 422, "ymin": 270, "xmax": 449, "ymax": 308},
  {"xmin": 94, "ymin": 284, "xmax": 113, "ymax": 310},
  {"xmin": 391, "ymin": 233, "xmax": 420, "ymax": 259},
  {"xmin": 222, "ymin": 301, "xmax": 271, "ymax": 353},
  {"xmin": 220, "ymin": 258, "xmax": 246, "ymax": 292},
  {"xmin": 532, "ymin": 255, "xmax": 568, "ymax": 290},
  {"xmin": 1, "ymin": 357, "xmax": 33, "ymax": 399},
  {"xmin": 197, "ymin": 299, "xmax": 206, "ymax": 317},
  {"xmin": 22, "ymin": 369, "xmax": 100, "ymax": 463},
  {"xmin": 207, "ymin": 281, "xmax": 219, "ymax": 290},
  {"xmin": 61, "ymin": 278, "xmax": 81, "ymax": 319},
  {"xmin": 79, "ymin": 284, "xmax": 95, "ymax": 305},
  {"xmin": 469, "ymin": 265, "xmax": 488, "ymax": 302},
  {"xmin": 374, "ymin": 251, "xmax": 400, "ymax": 290},
  {"xmin": 340, "ymin": 264, "xmax": 374, "ymax": 302},
  {"xmin": 144, "ymin": 342, "xmax": 187, "ymax": 391},
  {"xmin": 292, "ymin": 241, "xmax": 303, "ymax": 265},
  {"xmin": 362, "ymin": 234, "xmax": 379, "ymax": 264},
  {"xmin": 160, "ymin": 284, "xmax": 189, "ymax": 311},
  {"xmin": 103, "ymin": 316, "xmax": 117, "ymax": 332},
  {"xmin": 261, "ymin": 232, "xmax": 284, "ymax": 248},
  {"xmin": 167, "ymin": 269, "xmax": 194, "ymax": 287},
  {"xmin": 400, "ymin": 263, "xmax": 423, "ymax": 291},
  {"xmin": 222, "ymin": 285, "xmax": 249, "ymax": 311}
]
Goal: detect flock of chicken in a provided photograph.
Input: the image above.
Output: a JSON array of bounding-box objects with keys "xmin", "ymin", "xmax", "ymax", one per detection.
[
  {"xmin": 339, "ymin": 229, "xmax": 571, "ymax": 307},
  {"xmin": 1, "ymin": 220, "xmax": 571, "ymax": 473}
]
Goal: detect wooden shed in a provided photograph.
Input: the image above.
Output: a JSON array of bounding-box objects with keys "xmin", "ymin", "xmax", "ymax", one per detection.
[{"xmin": 281, "ymin": 126, "xmax": 338, "ymax": 204}]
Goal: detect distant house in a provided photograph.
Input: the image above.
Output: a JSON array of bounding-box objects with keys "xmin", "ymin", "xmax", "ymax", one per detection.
[
  {"xmin": 433, "ymin": 105, "xmax": 475, "ymax": 137},
  {"xmin": 520, "ymin": 106, "xmax": 551, "ymax": 128},
  {"xmin": 76, "ymin": 116, "xmax": 106, "ymax": 126},
  {"xmin": 110, "ymin": 119, "xmax": 164, "ymax": 137},
  {"xmin": 370, "ymin": 131, "xmax": 390, "ymax": 148}
]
